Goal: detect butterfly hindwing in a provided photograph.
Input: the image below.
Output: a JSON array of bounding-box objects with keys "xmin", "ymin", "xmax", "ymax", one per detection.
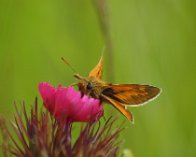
[{"xmin": 101, "ymin": 94, "xmax": 133, "ymax": 122}]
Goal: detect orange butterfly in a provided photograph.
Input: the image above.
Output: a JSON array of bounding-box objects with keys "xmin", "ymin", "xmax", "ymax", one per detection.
[{"xmin": 62, "ymin": 56, "xmax": 160, "ymax": 122}]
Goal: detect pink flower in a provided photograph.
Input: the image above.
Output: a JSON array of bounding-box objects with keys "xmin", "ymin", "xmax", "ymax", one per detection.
[{"xmin": 38, "ymin": 82, "xmax": 103, "ymax": 123}]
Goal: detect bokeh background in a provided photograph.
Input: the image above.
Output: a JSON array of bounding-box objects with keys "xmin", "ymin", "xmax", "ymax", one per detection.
[{"xmin": 0, "ymin": 0, "xmax": 196, "ymax": 157}]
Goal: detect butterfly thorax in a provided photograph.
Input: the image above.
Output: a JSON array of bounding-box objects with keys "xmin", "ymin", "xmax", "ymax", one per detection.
[{"xmin": 74, "ymin": 74, "xmax": 106, "ymax": 99}]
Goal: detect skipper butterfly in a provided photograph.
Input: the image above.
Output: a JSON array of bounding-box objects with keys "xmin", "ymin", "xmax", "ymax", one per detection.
[{"xmin": 62, "ymin": 56, "xmax": 160, "ymax": 122}]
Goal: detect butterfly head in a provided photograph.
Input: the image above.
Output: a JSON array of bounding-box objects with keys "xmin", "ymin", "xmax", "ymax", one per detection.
[{"xmin": 74, "ymin": 73, "xmax": 95, "ymax": 96}]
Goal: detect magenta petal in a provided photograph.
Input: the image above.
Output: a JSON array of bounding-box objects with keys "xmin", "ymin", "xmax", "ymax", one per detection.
[
  {"xmin": 38, "ymin": 82, "xmax": 104, "ymax": 123},
  {"xmin": 72, "ymin": 96, "xmax": 103, "ymax": 122},
  {"xmin": 81, "ymin": 97, "xmax": 102, "ymax": 120},
  {"xmin": 38, "ymin": 83, "xmax": 56, "ymax": 115}
]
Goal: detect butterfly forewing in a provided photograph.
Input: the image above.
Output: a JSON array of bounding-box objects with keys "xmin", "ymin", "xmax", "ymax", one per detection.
[
  {"xmin": 88, "ymin": 55, "xmax": 103, "ymax": 79},
  {"xmin": 102, "ymin": 84, "xmax": 160, "ymax": 105}
]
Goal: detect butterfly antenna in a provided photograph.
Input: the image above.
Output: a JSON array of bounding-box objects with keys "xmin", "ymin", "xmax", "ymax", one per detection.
[{"xmin": 61, "ymin": 57, "xmax": 77, "ymax": 73}]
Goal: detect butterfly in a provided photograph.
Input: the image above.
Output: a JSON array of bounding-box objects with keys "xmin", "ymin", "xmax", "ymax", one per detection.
[{"xmin": 62, "ymin": 56, "xmax": 160, "ymax": 122}]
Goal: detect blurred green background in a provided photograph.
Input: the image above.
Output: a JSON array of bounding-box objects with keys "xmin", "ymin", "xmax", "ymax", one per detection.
[{"xmin": 0, "ymin": 0, "xmax": 196, "ymax": 157}]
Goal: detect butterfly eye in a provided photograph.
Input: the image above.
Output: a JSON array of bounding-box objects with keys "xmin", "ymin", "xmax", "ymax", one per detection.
[{"xmin": 87, "ymin": 82, "xmax": 93, "ymax": 90}]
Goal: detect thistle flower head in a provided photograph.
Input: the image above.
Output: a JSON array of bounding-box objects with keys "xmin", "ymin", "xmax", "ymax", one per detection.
[
  {"xmin": 0, "ymin": 99, "xmax": 123, "ymax": 157},
  {"xmin": 0, "ymin": 83, "xmax": 124, "ymax": 157},
  {"xmin": 38, "ymin": 82, "xmax": 103, "ymax": 123}
]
